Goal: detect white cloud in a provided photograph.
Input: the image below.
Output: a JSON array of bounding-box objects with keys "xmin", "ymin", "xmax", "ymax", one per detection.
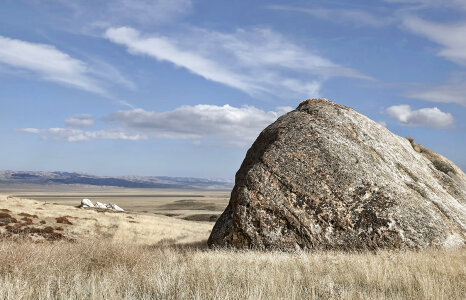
[
  {"xmin": 104, "ymin": 104, "xmax": 293, "ymax": 145},
  {"xmin": 111, "ymin": 0, "xmax": 192, "ymax": 25},
  {"xmin": 17, "ymin": 128, "xmax": 146, "ymax": 142},
  {"xmin": 400, "ymin": 16, "xmax": 466, "ymax": 105},
  {"xmin": 0, "ymin": 35, "xmax": 107, "ymax": 95},
  {"xmin": 386, "ymin": 105, "xmax": 455, "ymax": 129},
  {"xmin": 406, "ymin": 74, "xmax": 466, "ymax": 106},
  {"xmin": 383, "ymin": 0, "xmax": 466, "ymax": 10},
  {"xmin": 402, "ymin": 16, "xmax": 466, "ymax": 66},
  {"xmin": 65, "ymin": 114, "xmax": 94, "ymax": 127},
  {"xmin": 267, "ymin": 5, "xmax": 394, "ymax": 27},
  {"xmin": 105, "ymin": 27, "xmax": 262, "ymax": 95},
  {"xmin": 105, "ymin": 26, "xmax": 371, "ymax": 98},
  {"xmin": 34, "ymin": 0, "xmax": 191, "ymax": 27},
  {"xmin": 18, "ymin": 104, "xmax": 292, "ymax": 145},
  {"xmin": 87, "ymin": 58, "xmax": 135, "ymax": 90}
]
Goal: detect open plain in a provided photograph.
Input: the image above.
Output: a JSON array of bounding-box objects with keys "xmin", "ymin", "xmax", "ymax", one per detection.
[
  {"xmin": 0, "ymin": 187, "xmax": 465, "ymax": 299},
  {"xmin": 0, "ymin": 185, "xmax": 230, "ymax": 222}
]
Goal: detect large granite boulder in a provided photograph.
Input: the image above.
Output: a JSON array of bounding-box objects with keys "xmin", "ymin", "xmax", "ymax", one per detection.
[{"xmin": 208, "ymin": 99, "xmax": 466, "ymax": 250}]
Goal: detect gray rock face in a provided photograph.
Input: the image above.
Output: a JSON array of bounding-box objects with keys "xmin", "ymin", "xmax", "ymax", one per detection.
[{"xmin": 208, "ymin": 99, "xmax": 466, "ymax": 250}]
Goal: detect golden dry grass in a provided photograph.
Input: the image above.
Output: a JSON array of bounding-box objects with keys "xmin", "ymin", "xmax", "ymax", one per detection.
[
  {"xmin": 0, "ymin": 195, "xmax": 212, "ymax": 245},
  {"xmin": 1, "ymin": 193, "xmax": 465, "ymax": 299},
  {"xmin": 0, "ymin": 238, "xmax": 464, "ymax": 300}
]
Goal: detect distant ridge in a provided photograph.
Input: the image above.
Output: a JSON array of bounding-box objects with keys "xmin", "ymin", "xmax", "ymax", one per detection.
[{"xmin": 0, "ymin": 170, "xmax": 233, "ymax": 190}]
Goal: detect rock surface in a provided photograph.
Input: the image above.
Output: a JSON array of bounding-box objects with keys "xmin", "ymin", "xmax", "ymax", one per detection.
[
  {"xmin": 80, "ymin": 199, "xmax": 124, "ymax": 212},
  {"xmin": 81, "ymin": 199, "xmax": 94, "ymax": 208},
  {"xmin": 208, "ymin": 99, "xmax": 466, "ymax": 250}
]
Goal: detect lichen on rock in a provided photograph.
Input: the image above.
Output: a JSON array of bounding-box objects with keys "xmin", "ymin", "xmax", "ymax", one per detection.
[{"xmin": 208, "ymin": 99, "xmax": 466, "ymax": 250}]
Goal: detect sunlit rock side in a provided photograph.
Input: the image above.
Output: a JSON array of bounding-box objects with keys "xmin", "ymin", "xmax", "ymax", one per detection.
[{"xmin": 209, "ymin": 99, "xmax": 466, "ymax": 250}]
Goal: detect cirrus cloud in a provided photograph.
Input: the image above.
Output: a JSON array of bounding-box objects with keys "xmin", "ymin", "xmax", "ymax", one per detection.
[
  {"xmin": 17, "ymin": 128, "xmax": 146, "ymax": 142},
  {"xmin": 65, "ymin": 114, "xmax": 94, "ymax": 127},
  {"xmin": 0, "ymin": 35, "xmax": 134, "ymax": 96},
  {"xmin": 104, "ymin": 26, "xmax": 372, "ymax": 99},
  {"xmin": 267, "ymin": 5, "xmax": 395, "ymax": 28}
]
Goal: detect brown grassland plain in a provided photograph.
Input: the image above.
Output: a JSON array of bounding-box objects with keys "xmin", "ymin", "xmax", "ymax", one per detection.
[{"xmin": 0, "ymin": 191, "xmax": 465, "ymax": 299}]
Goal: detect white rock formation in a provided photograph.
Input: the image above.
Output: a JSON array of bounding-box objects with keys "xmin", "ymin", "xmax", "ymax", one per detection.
[
  {"xmin": 81, "ymin": 198, "xmax": 94, "ymax": 208},
  {"xmin": 94, "ymin": 201, "xmax": 108, "ymax": 209},
  {"xmin": 108, "ymin": 203, "xmax": 124, "ymax": 212},
  {"xmin": 80, "ymin": 199, "xmax": 124, "ymax": 211}
]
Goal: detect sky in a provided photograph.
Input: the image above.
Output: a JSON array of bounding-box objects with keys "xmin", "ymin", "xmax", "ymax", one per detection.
[{"xmin": 0, "ymin": 0, "xmax": 465, "ymax": 179}]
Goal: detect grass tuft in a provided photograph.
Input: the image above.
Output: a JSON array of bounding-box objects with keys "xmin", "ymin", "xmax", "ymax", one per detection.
[{"xmin": 433, "ymin": 159, "xmax": 456, "ymax": 175}]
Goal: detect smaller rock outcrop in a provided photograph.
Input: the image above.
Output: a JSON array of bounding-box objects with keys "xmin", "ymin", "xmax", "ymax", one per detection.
[
  {"xmin": 81, "ymin": 199, "xmax": 94, "ymax": 208},
  {"xmin": 80, "ymin": 199, "xmax": 124, "ymax": 212},
  {"xmin": 95, "ymin": 202, "xmax": 108, "ymax": 209}
]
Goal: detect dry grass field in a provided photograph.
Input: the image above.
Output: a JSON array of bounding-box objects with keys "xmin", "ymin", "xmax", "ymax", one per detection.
[
  {"xmin": 0, "ymin": 190, "xmax": 465, "ymax": 299},
  {"xmin": 0, "ymin": 239, "xmax": 464, "ymax": 299},
  {"xmin": 0, "ymin": 194, "xmax": 213, "ymax": 245}
]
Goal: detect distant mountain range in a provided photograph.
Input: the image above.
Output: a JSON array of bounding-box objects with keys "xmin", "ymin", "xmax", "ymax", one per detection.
[{"xmin": 0, "ymin": 170, "xmax": 233, "ymax": 190}]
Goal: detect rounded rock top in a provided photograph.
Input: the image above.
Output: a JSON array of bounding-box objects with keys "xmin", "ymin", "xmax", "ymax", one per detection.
[{"xmin": 297, "ymin": 98, "xmax": 351, "ymax": 110}]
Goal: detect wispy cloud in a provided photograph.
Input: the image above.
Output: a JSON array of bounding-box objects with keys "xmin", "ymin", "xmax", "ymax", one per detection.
[
  {"xmin": 65, "ymin": 114, "xmax": 94, "ymax": 127},
  {"xmin": 0, "ymin": 35, "xmax": 106, "ymax": 95},
  {"xmin": 17, "ymin": 128, "xmax": 146, "ymax": 142},
  {"xmin": 33, "ymin": 0, "xmax": 192, "ymax": 28},
  {"xmin": 104, "ymin": 104, "xmax": 293, "ymax": 145},
  {"xmin": 110, "ymin": 0, "xmax": 192, "ymax": 25},
  {"xmin": 19, "ymin": 104, "xmax": 293, "ymax": 145},
  {"xmin": 406, "ymin": 74, "xmax": 466, "ymax": 106},
  {"xmin": 383, "ymin": 0, "xmax": 466, "ymax": 10},
  {"xmin": 402, "ymin": 16, "xmax": 466, "ymax": 66},
  {"xmin": 267, "ymin": 5, "xmax": 395, "ymax": 27},
  {"xmin": 399, "ymin": 15, "xmax": 466, "ymax": 105},
  {"xmin": 104, "ymin": 26, "xmax": 372, "ymax": 98},
  {"xmin": 386, "ymin": 104, "xmax": 455, "ymax": 129}
]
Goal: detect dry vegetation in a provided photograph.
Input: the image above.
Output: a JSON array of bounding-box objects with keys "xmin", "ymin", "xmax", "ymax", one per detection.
[
  {"xmin": 0, "ymin": 195, "xmax": 213, "ymax": 245},
  {"xmin": 0, "ymin": 193, "xmax": 465, "ymax": 299},
  {"xmin": 0, "ymin": 238, "xmax": 464, "ymax": 300}
]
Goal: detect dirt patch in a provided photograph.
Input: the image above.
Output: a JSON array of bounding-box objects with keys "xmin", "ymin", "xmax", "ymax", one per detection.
[
  {"xmin": 0, "ymin": 212, "xmax": 13, "ymax": 219},
  {"xmin": 4, "ymin": 224, "xmax": 66, "ymax": 241},
  {"xmin": 56, "ymin": 216, "xmax": 73, "ymax": 225},
  {"xmin": 19, "ymin": 212, "xmax": 38, "ymax": 218},
  {"xmin": 0, "ymin": 217, "xmax": 18, "ymax": 226},
  {"xmin": 0, "ymin": 212, "xmax": 18, "ymax": 226},
  {"xmin": 20, "ymin": 217, "xmax": 34, "ymax": 225}
]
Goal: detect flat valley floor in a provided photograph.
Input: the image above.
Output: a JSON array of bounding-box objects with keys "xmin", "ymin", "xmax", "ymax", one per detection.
[
  {"xmin": 0, "ymin": 185, "xmax": 465, "ymax": 299},
  {"xmin": 0, "ymin": 185, "xmax": 230, "ymax": 222}
]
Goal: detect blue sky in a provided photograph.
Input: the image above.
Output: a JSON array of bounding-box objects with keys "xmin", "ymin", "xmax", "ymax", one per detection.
[{"xmin": 0, "ymin": 0, "xmax": 465, "ymax": 179}]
